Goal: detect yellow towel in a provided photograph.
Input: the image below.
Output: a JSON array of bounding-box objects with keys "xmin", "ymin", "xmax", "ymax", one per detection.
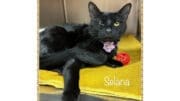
[{"xmin": 39, "ymin": 34, "xmax": 142, "ymax": 100}]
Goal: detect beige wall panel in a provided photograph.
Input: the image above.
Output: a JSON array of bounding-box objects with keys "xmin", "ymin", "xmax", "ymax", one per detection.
[
  {"xmin": 65, "ymin": 0, "xmax": 138, "ymax": 35},
  {"xmin": 40, "ymin": 0, "xmax": 65, "ymax": 27},
  {"xmin": 64, "ymin": 0, "xmax": 91, "ymax": 23}
]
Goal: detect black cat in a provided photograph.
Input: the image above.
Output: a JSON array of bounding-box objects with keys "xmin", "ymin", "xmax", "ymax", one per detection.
[{"xmin": 40, "ymin": 2, "xmax": 131, "ymax": 101}]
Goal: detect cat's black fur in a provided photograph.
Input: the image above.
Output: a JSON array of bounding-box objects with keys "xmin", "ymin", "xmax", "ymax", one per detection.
[{"xmin": 40, "ymin": 2, "xmax": 131, "ymax": 101}]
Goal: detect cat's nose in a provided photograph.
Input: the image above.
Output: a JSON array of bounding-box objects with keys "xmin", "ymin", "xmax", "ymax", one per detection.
[{"xmin": 106, "ymin": 28, "xmax": 112, "ymax": 32}]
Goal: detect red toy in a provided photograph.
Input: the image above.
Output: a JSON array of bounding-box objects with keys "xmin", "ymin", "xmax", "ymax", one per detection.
[{"xmin": 115, "ymin": 52, "xmax": 130, "ymax": 65}]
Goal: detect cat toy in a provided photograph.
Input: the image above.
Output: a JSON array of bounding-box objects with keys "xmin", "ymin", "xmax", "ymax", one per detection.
[{"xmin": 115, "ymin": 52, "xmax": 130, "ymax": 65}]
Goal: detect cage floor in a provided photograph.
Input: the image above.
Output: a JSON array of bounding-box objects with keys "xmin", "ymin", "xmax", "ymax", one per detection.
[{"xmin": 39, "ymin": 86, "xmax": 138, "ymax": 101}]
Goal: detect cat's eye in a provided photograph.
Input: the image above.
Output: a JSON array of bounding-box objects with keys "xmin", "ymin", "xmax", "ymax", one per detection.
[{"xmin": 114, "ymin": 22, "xmax": 120, "ymax": 27}]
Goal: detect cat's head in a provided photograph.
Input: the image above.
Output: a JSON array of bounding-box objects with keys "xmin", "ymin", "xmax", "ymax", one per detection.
[{"xmin": 88, "ymin": 2, "xmax": 131, "ymax": 53}]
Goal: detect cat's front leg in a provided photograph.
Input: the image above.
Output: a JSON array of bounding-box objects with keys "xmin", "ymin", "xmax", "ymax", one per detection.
[
  {"xmin": 105, "ymin": 58, "xmax": 123, "ymax": 67},
  {"xmin": 61, "ymin": 58, "xmax": 81, "ymax": 101}
]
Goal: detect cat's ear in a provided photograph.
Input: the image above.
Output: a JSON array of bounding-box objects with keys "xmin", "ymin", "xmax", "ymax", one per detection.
[
  {"xmin": 118, "ymin": 3, "xmax": 132, "ymax": 21},
  {"xmin": 88, "ymin": 2, "xmax": 101, "ymax": 18}
]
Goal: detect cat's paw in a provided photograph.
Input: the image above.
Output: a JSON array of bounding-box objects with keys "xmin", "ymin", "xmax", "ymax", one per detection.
[
  {"xmin": 106, "ymin": 59, "xmax": 123, "ymax": 68},
  {"xmin": 61, "ymin": 93, "xmax": 78, "ymax": 101},
  {"xmin": 109, "ymin": 61, "xmax": 123, "ymax": 67},
  {"xmin": 61, "ymin": 90, "xmax": 80, "ymax": 101}
]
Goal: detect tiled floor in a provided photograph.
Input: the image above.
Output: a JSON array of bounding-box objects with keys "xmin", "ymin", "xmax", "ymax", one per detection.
[{"xmin": 39, "ymin": 86, "xmax": 138, "ymax": 101}]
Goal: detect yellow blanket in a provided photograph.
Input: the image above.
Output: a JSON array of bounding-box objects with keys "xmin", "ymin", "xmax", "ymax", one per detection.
[{"xmin": 39, "ymin": 34, "xmax": 142, "ymax": 100}]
